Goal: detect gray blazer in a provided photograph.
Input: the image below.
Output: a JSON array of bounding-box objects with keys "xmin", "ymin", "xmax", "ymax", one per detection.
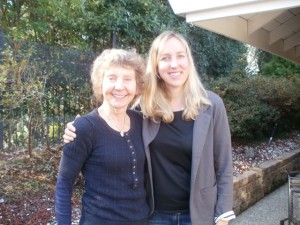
[{"xmin": 142, "ymin": 91, "xmax": 234, "ymax": 225}]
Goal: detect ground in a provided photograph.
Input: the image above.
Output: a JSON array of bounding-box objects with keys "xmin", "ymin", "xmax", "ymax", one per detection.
[
  {"xmin": 0, "ymin": 145, "xmax": 83, "ymax": 225},
  {"xmin": 0, "ymin": 132, "xmax": 299, "ymax": 225}
]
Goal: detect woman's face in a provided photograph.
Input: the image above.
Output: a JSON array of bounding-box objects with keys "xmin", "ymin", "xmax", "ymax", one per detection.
[
  {"xmin": 101, "ymin": 65, "xmax": 137, "ymax": 110},
  {"xmin": 157, "ymin": 37, "xmax": 190, "ymax": 91}
]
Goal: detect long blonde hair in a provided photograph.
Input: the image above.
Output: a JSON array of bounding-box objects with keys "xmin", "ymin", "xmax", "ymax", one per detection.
[{"xmin": 140, "ymin": 31, "xmax": 211, "ymax": 123}]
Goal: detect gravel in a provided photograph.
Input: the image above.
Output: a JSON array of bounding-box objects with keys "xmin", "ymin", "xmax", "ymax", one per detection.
[{"xmin": 232, "ymin": 131, "xmax": 300, "ymax": 176}]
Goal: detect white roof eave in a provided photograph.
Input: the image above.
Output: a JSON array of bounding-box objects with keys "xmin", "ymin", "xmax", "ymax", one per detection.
[
  {"xmin": 169, "ymin": 0, "xmax": 300, "ymax": 21},
  {"xmin": 168, "ymin": 0, "xmax": 300, "ymax": 64}
]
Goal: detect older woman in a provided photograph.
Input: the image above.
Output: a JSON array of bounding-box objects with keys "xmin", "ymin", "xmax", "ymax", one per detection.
[{"xmin": 55, "ymin": 49, "xmax": 149, "ymax": 225}]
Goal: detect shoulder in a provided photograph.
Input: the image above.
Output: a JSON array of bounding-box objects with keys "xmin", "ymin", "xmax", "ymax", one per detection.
[
  {"xmin": 200, "ymin": 90, "xmax": 226, "ymax": 117},
  {"xmin": 73, "ymin": 109, "xmax": 98, "ymax": 133},
  {"xmin": 206, "ymin": 90, "xmax": 224, "ymax": 106},
  {"xmin": 127, "ymin": 109, "xmax": 143, "ymax": 119}
]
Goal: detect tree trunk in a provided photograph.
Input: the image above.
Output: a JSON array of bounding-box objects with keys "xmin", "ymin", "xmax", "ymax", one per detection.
[{"xmin": 28, "ymin": 114, "xmax": 33, "ymax": 158}]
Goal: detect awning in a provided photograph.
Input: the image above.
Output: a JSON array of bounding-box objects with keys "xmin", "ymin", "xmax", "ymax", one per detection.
[{"xmin": 168, "ymin": 0, "xmax": 300, "ymax": 64}]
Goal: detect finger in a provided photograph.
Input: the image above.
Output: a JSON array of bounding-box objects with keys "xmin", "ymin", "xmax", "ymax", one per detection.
[
  {"xmin": 65, "ymin": 127, "xmax": 76, "ymax": 138},
  {"xmin": 63, "ymin": 134, "xmax": 73, "ymax": 143},
  {"xmin": 66, "ymin": 122, "xmax": 76, "ymax": 133},
  {"xmin": 216, "ymin": 221, "xmax": 229, "ymax": 225},
  {"xmin": 63, "ymin": 131, "xmax": 75, "ymax": 140}
]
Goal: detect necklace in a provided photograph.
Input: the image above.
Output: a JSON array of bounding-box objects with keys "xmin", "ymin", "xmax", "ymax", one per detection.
[{"xmin": 107, "ymin": 113, "xmax": 126, "ymax": 137}]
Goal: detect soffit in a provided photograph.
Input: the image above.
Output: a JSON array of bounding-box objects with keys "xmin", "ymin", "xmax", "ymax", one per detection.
[{"xmin": 168, "ymin": 0, "xmax": 300, "ymax": 64}]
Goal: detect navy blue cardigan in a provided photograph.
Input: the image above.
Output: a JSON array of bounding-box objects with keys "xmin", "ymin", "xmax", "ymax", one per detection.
[{"xmin": 55, "ymin": 109, "xmax": 149, "ymax": 225}]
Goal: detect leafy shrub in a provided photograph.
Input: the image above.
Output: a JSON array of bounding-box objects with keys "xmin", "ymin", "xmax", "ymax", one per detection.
[
  {"xmin": 260, "ymin": 55, "xmax": 300, "ymax": 77},
  {"xmin": 210, "ymin": 73, "xmax": 300, "ymax": 142}
]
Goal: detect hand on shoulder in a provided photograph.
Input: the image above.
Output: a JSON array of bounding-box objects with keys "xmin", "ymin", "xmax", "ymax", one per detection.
[{"xmin": 62, "ymin": 114, "xmax": 81, "ymax": 143}]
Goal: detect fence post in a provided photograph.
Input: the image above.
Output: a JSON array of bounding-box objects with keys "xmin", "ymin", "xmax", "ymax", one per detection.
[
  {"xmin": 0, "ymin": 97, "xmax": 2, "ymax": 150},
  {"xmin": 0, "ymin": 28, "xmax": 4, "ymax": 150}
]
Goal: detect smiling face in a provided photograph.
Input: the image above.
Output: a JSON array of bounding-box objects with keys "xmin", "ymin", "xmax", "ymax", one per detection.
[
  {"xmin": 157, "ymin": 37, "xmax": 190, "ymax": 92},
  {"xmin": 101, "ymin": 65, "xmax": 137, "ymax": 111}
]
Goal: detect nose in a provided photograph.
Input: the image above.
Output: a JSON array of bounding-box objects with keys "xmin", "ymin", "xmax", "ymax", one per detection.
[
  {"xmin": 170, "ymin": 57, "xmax": 178, "ymax": 69},
  {"xmin": 114, "ymin": 78, "xmax": 125, "ymax": 90}
]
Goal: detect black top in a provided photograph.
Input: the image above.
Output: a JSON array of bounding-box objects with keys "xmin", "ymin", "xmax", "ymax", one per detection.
[{"xmin": 150, "ymin": 110, "xmax": 194, "ymax": 212}]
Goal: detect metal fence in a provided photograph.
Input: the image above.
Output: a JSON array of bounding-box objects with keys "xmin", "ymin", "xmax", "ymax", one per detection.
[{"xmin": 0, "ymin": 33, "xmax": 98, "ymax": 150}]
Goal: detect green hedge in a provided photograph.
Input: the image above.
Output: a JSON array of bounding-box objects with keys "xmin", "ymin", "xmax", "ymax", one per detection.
[{"xmin": 210, "ymin": 73, "xmax": 300, "ymax": 142}]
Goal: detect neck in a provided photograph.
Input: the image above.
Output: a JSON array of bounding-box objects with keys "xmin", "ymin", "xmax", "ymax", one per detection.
[
  {"xmin": 167, "ymin": 90, "xmax": 185, "ymax": 111},
  {"xmin": 170, "ymin": 102, "xmax": 185, "ymax": 111},
  {"xmin": 98, "ymin": 104, "xmax": 128, "ymax": 137},
  {"xmin": 99, "ymin": 103, "xmax": 127, "ymax": 118}
]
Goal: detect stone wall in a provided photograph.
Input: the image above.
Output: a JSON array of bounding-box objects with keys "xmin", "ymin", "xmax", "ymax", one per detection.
[{"xmin": 233, "ymin": 149, "xmax": 300, "ymax": 215}]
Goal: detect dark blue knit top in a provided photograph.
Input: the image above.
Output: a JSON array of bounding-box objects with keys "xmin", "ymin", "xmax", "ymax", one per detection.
[{"xmin": 55, "ymin": 109, "xmax": 149, "ymax": 225}]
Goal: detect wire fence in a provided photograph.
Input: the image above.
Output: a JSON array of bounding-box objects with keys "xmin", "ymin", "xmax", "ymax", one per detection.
[{"xmin": 0, "ymin": 32, "xmax": 98, "ymax": 150}]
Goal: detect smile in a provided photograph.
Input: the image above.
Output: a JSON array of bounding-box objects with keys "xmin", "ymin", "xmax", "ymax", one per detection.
[
  {"xmin": 169, "ymin": 72, "xmax": 181, "ymax": 77},
  {"xmin": 112, "ymin": 94, "xmax": 126, "ymax": 98}
]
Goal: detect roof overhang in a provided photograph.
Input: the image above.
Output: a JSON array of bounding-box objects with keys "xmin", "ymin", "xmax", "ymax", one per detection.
[{"xmin": 168, "ymin": 0, "xmax": 300, "ymax": 64}]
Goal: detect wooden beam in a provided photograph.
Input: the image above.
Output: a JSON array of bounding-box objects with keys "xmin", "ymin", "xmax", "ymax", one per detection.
[
  {"xmin": 284, "ymin": 31, "xmax": 300, "ymax": 51},
  {"xmin": 296, "ymin": 45, "xmax": 300, "ymax": 57},
  {"xmin": 193, "ymin": 19, "xmax": 300, "ymax": 64},
  {"xmin": 193, "ymin": 17, "xmax": 248, "ymax": 41},
  {"xmin": 269, "ymin": 14, "xmax": 300, "ymax": 44},
  {"xmin": 248, "ymin": 10, "xmax": 284, "ymax": 34},
  {"xmin": 247, "ymin": 30, "xmax": 300, "ymax": 64}
]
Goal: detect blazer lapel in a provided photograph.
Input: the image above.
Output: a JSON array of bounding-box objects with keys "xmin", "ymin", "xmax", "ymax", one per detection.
[
  {"xmin": 191, "ymin": 112, "xmax": 211, "ymax": 186},
  {"xmin": 142, "ymin": 118, "xmax": 160, "ymax": 147}
]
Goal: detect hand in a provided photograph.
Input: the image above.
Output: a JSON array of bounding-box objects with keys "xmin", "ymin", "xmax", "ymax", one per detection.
[
  {"xmin": 62, "ymin": 115, "xmax": 80, "ymax": 143},
  {"xmin": 216, "ymin": 220, "xmax": 229, "ymax": 225}
]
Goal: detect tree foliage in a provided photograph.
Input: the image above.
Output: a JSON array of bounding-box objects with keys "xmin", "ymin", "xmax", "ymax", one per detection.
[
  {"xmin": 254, "ymin": 49, "xmax": 300, "ymax": 77},
  {"xmin": 260, "ymin": 55, "xmax": 300, "ymax": 77},
  {"xmin": 186, "ymin": 27, "xmax": 248, "ymax": 79},
  {"xmin": 1, "ymin": 0, "xmax": 247, "ymax": 77},
  {"xmin": 0, "ymin": 0, "xmax": 252, "ymax": 150}
]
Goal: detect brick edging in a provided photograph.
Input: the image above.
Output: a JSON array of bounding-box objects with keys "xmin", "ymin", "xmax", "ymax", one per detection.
[{"xmin": 233, "ymin": 149, "xmax": 300, "ymax": 215}]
